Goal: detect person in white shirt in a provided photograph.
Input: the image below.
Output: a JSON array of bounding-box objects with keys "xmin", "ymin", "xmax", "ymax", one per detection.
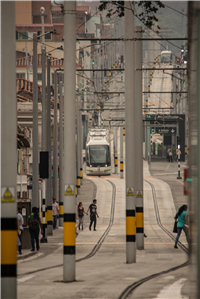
[
  {"xmin": 52, "ymin": 198, "xmax": 59, "ymax": 230},
  {"xmin": 17, "ymin": 208, "xmax": 24, "ymax": 254}
]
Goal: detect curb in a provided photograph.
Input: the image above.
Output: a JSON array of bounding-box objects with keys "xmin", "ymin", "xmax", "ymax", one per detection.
[{"xmin": 17, "ymin": 251, "xmax": 38, "ymax": 260}]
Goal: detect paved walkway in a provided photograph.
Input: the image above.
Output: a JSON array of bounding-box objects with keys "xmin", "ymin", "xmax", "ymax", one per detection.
[{"xmin": 18, "ymin": 161, "xmax": 189, "ymax": 299}]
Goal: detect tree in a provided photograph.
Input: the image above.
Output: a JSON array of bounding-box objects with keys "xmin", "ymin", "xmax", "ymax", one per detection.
[{"xmin": 99, "ymin": 1, "xmax": 165, "ymax": 31}]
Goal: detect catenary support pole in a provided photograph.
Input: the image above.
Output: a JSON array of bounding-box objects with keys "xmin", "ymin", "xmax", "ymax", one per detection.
[
  {"xmin": 63, "ymin": 0, "xmax": 76, "ymax": 282},
  {"xmin": 125, "ymin": 2, "xmax": 136, "ymax": 263},
  {"xmin": 47, "ymin": 57, "xmax": 53, "ymax": 235},
  {"xmin": 79, "ymin": 97, "xmax": 83, "ymax": 185},
  {"xmin": 76, "ymin": 98, "xmax": 81, "ymax": 195},
  {"xmin": 135, "ymin": 27, "xmax": 144, "ymax": 250},
  {"xmin": 41, "ymin": 46, "xmax": 47, "ymax": 242},
  {"xmin": 41, "ymin": 6, "xmax": 47, "ymax": 240},
  {"xmin": 59, "ymin": 81, "xmax": 64, "ymax": 226},
  {"xmin": 114, "ymin": 127, "xmax": 118, "ymax": 174},
  {"xmin": 53, "ymin": 70, "xmax": 58, "ymax": 202},
  {"xmin": 32, "ymin": 34, "xmax": 39, "ymax": 208},
  {"xmin": 1, "ymin": 2, "xmax": 17, "ymax": 298},
  {"xmin": 120, "ymin": 127, "xmax": 124, "ymax": 179}
]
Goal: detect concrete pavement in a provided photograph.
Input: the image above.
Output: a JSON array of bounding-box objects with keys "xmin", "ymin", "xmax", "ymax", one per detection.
[{"xmin": 17, "ymin": 160, "xmax": 189, "ymax": 299}]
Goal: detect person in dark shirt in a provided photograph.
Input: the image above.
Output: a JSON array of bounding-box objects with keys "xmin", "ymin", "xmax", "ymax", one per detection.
[
  {"xmin": 87, "ymin": 199, "xmax": 99, "ymax": 231},
  {"xmin": 77, "ymin": 202, "xmax": 87, "ymax": 230}
]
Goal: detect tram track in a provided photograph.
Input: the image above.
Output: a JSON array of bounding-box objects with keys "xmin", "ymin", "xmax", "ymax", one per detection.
[
  {"xmin": 118, "ymin": 178, "xmax": 188, "ymax": 299},
  {"xmin": 18, "ymin": 178, "xmax": 116, "ymax": 276}
]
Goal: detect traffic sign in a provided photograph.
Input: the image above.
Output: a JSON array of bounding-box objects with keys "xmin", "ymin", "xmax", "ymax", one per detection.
[
  {"xmin": 156, "ymin": 127, "xmax": 176, "ymax": 134},
  {"xmin": 145, "ymin": 114, "xmax": 152, "ymax": 120},
  {"xmin": 150, "ymin": 128, "xmax": 156, "ymax": 134}
]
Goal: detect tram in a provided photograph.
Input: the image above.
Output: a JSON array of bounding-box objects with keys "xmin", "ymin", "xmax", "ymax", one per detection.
[
  {"xmin": 86, "ymin": 128, "xmax": 111, "ymax": 176},
  {"xmin": 161, "ymin": 50, "xmax": 173, "ymax": 64}
]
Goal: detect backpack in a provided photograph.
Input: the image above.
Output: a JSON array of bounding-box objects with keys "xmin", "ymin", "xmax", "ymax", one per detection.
[{"xmin": 29, "ymin": 214, "xmax": 39, "ymax": 230}]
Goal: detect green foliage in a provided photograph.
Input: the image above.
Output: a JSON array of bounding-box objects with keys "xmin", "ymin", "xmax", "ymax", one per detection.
[{"xmin": 99, "ymin": 1, "xmax": 165, "ymax": 30}]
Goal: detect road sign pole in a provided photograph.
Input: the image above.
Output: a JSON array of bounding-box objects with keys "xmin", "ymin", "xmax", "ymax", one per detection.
[
  {"xmin": 125, "ymin": 3, "xmax": 136, "ymax": 263},
  {"xmin": 1, "ymin": 3, "xmax": 17, "ymax": 298},
  {"xmin": 63, "ymin": 0, "xmax": 76, "ymax": 281}
]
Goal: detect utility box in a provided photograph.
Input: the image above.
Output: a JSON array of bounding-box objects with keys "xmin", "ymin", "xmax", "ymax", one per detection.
[{"xmin": 18, "ymin": 200, "xmax": 32, "ymax": 249}]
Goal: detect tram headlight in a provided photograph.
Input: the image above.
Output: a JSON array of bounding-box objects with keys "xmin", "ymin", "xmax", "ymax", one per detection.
[{"xmin": 105, "ymin": 164, "xmax": 107, "ymax": 167}]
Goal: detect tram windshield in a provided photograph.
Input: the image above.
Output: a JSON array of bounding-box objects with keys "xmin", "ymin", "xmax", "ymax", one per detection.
[
  {"xmin": 88, "ymin": 145, "xmax": 111, "ymax": 166},
  {"xmin": 161, "ymin": 52, "xmax": 172, "ymax": 63}
]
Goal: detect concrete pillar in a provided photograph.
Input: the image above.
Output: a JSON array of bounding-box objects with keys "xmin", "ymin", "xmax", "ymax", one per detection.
[
  {"xmin": 47, "ymin": 58, "xmax": 53, "ymax": 234},
  {"xmin": 32, "ymin": 33, "xmax": 39, "ymax": 208},
  {"xmin": 53, "ymin": 71, "xmax": 58, "ymax": 202},
  {"xmin": 120, "ymin": 127, "xmax": 124, "ymax": 179},
  {"xmin": 1, "ymin": 2, "xmax": 17, "ymax": 298},
  {"xmin": 59, "ymin": 82, "xmax": 64, "ymax": 226},
  {"xmin": 125, "ymin": 2, "xmax": 136, "ymax": 263},
  {"xmin": 114, "ymin": 127, "xmax": 118, "ymax": 174},
  {"xmin": 135, "ymin": 27, "xmax": 144, "ymax": 249},
  {"xmin": 63, "ymin": 1, "xmax": 76, "ymax": 281}
]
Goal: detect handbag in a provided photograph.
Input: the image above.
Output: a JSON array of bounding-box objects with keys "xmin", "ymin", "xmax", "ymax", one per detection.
[{"xmin": 173, "ymin": 220, "xmax": 177, "ymax": 233}]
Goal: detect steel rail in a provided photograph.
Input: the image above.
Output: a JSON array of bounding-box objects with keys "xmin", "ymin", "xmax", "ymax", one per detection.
[{"xmin": 118, "ymin": 178, "xmax": 188, "ymax": 299}]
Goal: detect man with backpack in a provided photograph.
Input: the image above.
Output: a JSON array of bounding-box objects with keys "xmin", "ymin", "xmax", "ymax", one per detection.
[
  {"xmin": 87, "ymin": 199, "xmax": 99, "ymax": 231},
  {"xmin": 28, "ymin": 207, "xmax": 42, "ymax": 251}
]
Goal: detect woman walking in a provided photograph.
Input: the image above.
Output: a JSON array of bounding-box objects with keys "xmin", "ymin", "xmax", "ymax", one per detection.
[
  {"xmin": 77, "ymin": 202, "xmax": 87, "ymax": 231},
  {"xmin": 174, "ymin": 204, "xmax": 189, "ymax": 248}
]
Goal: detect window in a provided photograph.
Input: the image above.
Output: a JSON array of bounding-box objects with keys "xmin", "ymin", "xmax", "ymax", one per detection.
[
  {"xmin": 17, "ymin": 31, "xmax": 28, "ymax": 40},
  {"xmin": 37, "ymin": 31, "xmax": 51, "ymax": 40},
  {"xmin": 37, "ymin": 73, "xmax": 42, "ymax": 81},
  {"xmin": 16, "ymin": 73, "xmax": 25, "ymax": 79}
]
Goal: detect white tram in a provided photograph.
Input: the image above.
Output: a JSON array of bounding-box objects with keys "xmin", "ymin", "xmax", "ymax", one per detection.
[
  {"xmin": 161, "ymin": 50, "xmax": 173, "ymax": 64},
  {"xmin": 86, "ymin": 128, "xmax": 111, "ymax": 176}
]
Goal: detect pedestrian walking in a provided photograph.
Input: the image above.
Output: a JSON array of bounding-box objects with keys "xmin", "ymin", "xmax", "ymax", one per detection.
[
  {"xmin": 174, "ymin": 204, "xmax": 189, "ymax": 248},
  {"xmin": 87, "ymin": 199, "xmax": 99, "ymax": 231},
  {"xmin": 77, "ymin": 202, "xmax": 87, "ymax": 231},
  {"xmin": 52, "ymin": 198, "xmax": 59, "ymax": 230},
  {"xmin": 17, "ymin": 208, "xmax": 24, "ymax": 254},
  {"xmin": 167, "ymin": 147, "xmax": 173, "ymax": 162},
  {"xmin": 28, "ymin": 207, "xmax": 42, "ymax": 251},
  {"xmin": 176, "ymin": 148, "xmax": 181, "ymax": 162}
]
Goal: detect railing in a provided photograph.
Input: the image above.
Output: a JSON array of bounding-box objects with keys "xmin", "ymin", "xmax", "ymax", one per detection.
[
  {"xmin": 16, "ymin": 78, "xmax": 42, "ymax": 95},
  {"xmin": 16, "ymin": 54, "xmax": 64, "ymax": 67}
]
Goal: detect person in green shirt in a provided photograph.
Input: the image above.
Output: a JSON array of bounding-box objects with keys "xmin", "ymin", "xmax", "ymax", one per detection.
[{"xmin": 174, "ymin": 204, "xmax": 189, "ymax": 249}]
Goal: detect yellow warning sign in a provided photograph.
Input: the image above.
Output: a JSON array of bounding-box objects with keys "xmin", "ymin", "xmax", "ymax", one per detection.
[
  {"xmin": 64, "ymin": 185, "xmax": 74, "ymax": 196},
  {"xmin": 1, "ymin": 187, "xmax": 15, "ymax": 202},
  {"xmin": 126, "ymin": 188, "xmax": 134, "ymax": 196},
  {"xmin": 136, "ymin": 191, "xmax": 143, "ymax": 198}
]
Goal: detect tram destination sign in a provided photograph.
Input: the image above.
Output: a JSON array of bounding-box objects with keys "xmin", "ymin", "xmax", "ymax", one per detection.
[{"xmin": 156, "ymin": 127, "xmax": 176, "ymax": 134}]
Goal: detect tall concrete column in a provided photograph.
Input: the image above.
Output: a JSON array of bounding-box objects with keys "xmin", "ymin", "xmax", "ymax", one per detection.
[
  {"xmin": 32, "ymin": 34, "xmax": 39, "ymax": 208},
  {"xmin": 76, "ymin": 99, "xmax": 81, "ymax": 195},
  {"xmin": 125, "ymin": 2, "xmax": 136, "ymax": 263},
  {"xmin": 120, "ymin": 127, "xmax": 124, "ymax": 179},
  {"xmin": 79, "ymin": 96, "xmax": 83, "ymax": 184},
  {"xmin": 1, "ymin": 2, "xmax": 17, "ymax": 298},
  {"xmin": 135, "ymin": 27, "xmax": 144, "ymax": 249},
  {"xmin": 172, "ymin": 74, "xmax": 177, "ymax": 114},
  {"xmin": 59, "ymin": 82, "xmax": 64, "ymax": 226},
  {"xmin": 63, "ymin": 1, "xmax": 76, "ymax": 281},
  {"xmin": 47, "ymin": 58, "xmax": 53, "ymax": 235},
  {"xmin": 53, "ymin": 71, "xmax": 58, "ymax": 201},
  {"xmin": 114, "ymin": 127, "xmax": 118, "ymax": 173}
]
